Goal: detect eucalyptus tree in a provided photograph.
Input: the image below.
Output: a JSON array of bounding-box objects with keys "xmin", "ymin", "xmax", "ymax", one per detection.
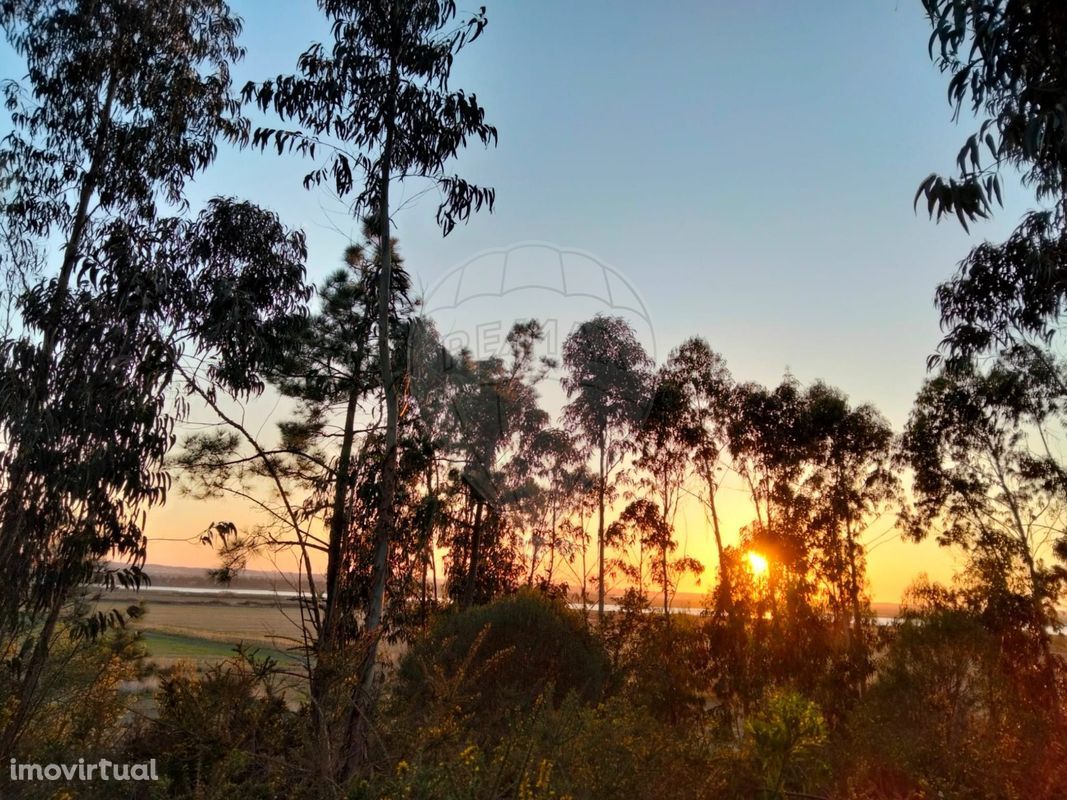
[
  {"xmin": 241, "ymin": 1, "xmax": 496, "ymax": 732},
  {"xmin": 901, "ymin": 362, "xmax": 1067, "ymax": 642},
  {"xmin": 802, "ymin": 383, "xmax": 896, "ymax": 691},
  {"xmin": 522, "ymin": 427, "xmax": 591, "ymax": 588},
  {"xmin": 632, "ymin": 372, "xmax": 703, "ymax": 616},
  {"xmin": 557, "ymin": 477, "xmax": 600, "ymax": 613},
  {"xmin": 728, "ymin": 376, "xmax": 817, "ymax": 569},
  {"xmin": 561, "ymin": 315, "xmax": 654, "ymax": 620},
  {"xmin": 724, "ymin": 375, "xmax": 849, "ymax": 707},
  {"xmin": 0, "ymin": 0, "xmax": 309, "ymax": 758},
  {"xmin": 636, "ymin": 375, "xmax": 691, "ymax": 530},
  {"xmin": 911, "ymin": 0, "xmax": 1067, "ymax": 705},
  {"xmin": 434, "ymin": 321, "xmax": 550, "ymax": 608},
  {"xmin": 608, "ymin": 498, "xmax": 703, "ymax": 619},
  {"xmin": 660, "ymin": 338, "xmax": 735, "ymax": 597},
  {"xmin": 917, "ymin": 1, "xmax": 1067, "ymax": 506}
]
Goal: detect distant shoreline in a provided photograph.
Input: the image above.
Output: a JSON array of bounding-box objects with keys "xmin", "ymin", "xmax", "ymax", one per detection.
[{"xmin": 118, "ymin": 564, "xmax": 1066, "ymax": 625}]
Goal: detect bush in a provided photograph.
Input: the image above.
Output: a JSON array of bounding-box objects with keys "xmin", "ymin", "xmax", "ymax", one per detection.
[
  {"xmin": 369, "ymin": 693, "xmax": 714, "ymax": 800},
  {"xmin": 128, "ymin": 647, "xmax": 301, "ymax": 800},
  {"xmin": 392, "ymin": 589, "xmax": 609, "ymax": 739},
  {"xmin": 838, "ymin": 603, "xmax": 1067, "ymax": 800}
]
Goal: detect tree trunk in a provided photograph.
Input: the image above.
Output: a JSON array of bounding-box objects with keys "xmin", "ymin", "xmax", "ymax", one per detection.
[
  {"xmin": 310, "ymin": 374, "xmax": 362, "ymax": 774},
  {"xmin": 662, "ymin": 547, "xmax": 670, "ymax": 618},
  {"xmin": 322, "ymin": 377, "xmax": 362, "ymax": 650},
  {"xmin": 705, "ymin": 467, "xmax": 730, "ymax": 603},
  {"xmin": 462, "ymin": 498, "xmax": 485, "ymax": 609},
  {"xmin": 351, "ymin": 87, "xmax": 398, "ymax": 772},
  {"xmin": 597, "ymin": 432, "xmax": 606, "ymax": 621},
  {"xmin": 546, "ymin": 505, "xmax": 557, "ymax": 584}
]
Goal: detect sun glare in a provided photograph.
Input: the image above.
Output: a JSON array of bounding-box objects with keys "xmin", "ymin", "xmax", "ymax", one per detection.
[{"xmin": 746, "ymin": 551, "xmax": 769, "ymax": 577}]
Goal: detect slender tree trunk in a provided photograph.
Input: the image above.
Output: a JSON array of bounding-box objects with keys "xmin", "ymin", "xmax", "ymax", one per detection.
[
  {"xmin": 597, "ymin": 432, "xmax": 606, "ymax": 621},
  {"xmin": 662, "ymin": 547, "xmax": 669, "ymax": 618},
  {"xmin": 580, "ymin": 515, "xmax": 589, "ymax": 620},
  {"xmin": 420, "ymin": 464, "xmax": 435, "ymax": 624},
  {"xmin": 352, "ymin": 73, "xmax": 398, "ymax": 771},
  {"xmin": 704, "ymin": 467, "xmax": 730, "ymax": 602},
  {"xmin": 362, "ymin": 167, "xmax": 396, "ymax": 641},
  {"xmin": 844, "ymin": 517, "xmax": 863, "ymax": 637},
  {"xmin": 547, "ymin": 505, "xmax": 557, "ymax": 584},
  {"xmin": 43, "ymin": 71, "xmax": 118, "ymax": 368},
  {"xmin": 843, "ymin": 510, "xmax": 868, "ymax": 697},
  {"xmin": 310, "ymin": 373, "xmax": 363, "ymax": 772},
  {"xmin": 322, "ymin": 376, "xmax": 363, "ymax": 650},
  {"xmin": 527, "ymin": 521, "xmax": 540, "ymax": 586},
  {"xmin": 462, "ymin": 498, "xmax": 485, "ymax": 609}
]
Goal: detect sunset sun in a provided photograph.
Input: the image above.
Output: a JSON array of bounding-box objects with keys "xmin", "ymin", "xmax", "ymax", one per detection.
[{"xmin": 746, "ymin": 551, "xmax": 769, "ymax": 577}]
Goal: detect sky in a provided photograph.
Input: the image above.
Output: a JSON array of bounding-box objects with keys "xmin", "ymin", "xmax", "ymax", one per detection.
[{"xmin": 2, "ymin": 2, "xmax": 1038, "ymax": 602}]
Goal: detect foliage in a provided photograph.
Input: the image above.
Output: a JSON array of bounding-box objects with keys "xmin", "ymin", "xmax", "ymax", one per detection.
[
  {"xmin": 839, "ymin": 580, "xmax": 1067, "ymax": 800},
  {"xmin": 916, "ymin": 1, "xmax": 1067, "ymax": 230},
  {"xmin": 0, "ymin": 0, "xmax": 310, "ymax": 761},
  {"xmin": 901, "ymin": 362, "xmax": 1067, "ymax": 635},
  {"xmin": 0, "ymin": 605, "xmax": 148, "ymax": 762},
  {"xmin": 3, "ymin": 4, "xmax": 1067, "ymax": 799},
  {"xmin": 392, "ymin": 590, "xmax": 608, "ymax": 739},
  {"xmin": 129, "ymin": 648, "xmax": 301, "ymax": 800},
  {"xmin": 239, "ymin": 5, "xmax": 499, "ymax": 777},
  {"xmin": 561, "ymin": 315, "xmax": 653, "ymax": 617},
  {"xmin": 742, "ymin": 688, "xmax": 829, "ymax": 799}
]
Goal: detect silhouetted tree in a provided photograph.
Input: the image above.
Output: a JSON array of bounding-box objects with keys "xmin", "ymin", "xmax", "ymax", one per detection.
[
  {"xmin": 562, "ymin": 315, "xmax": 653, "ymax": 621},
  {"xmin": 609, "ymin": 499, "xmax": 702, "ymax": 619},
  {"xmin": 241, "ymin": 0, "xmax": 496, "ymax": 774},
  {"xmin": 438, "ymin": 322, "xmax": 550, "ymax": 608},
  {"xmin": 901, "ymin": 363, "xmax": 1066, "ymax": 647},
  {"xmin": 661, "ymin": 338, "xmax": 735, "ymax": 602},
  {"xmin": 803, "ymin": 382, "xmax": 897, "ymax": 693},
  {"xmin": 522, "ymin": 427, "xmax": 591, "ymax": 588},
  {"xmin": 0, "ymin": 0, "xmax": 309, "ymax": 759}
]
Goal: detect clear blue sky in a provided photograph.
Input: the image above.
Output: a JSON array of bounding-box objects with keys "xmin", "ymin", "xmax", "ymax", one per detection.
[
  {"xmin": 195, "ymin": 0, "xmax": 1026, "ymax": 430},
  {"xmin": 0, "ymin": 0, "xmax": 1031, "ymax": 426}
]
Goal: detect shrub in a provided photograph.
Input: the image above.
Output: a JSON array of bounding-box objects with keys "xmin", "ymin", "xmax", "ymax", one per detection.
[
  {"xmin": 128, "ymin": 647, "xmax": 301, "ymax": 799},
  {"xmin": 392, "ymin": 589, "xmax": 609, "ymax": 739}
]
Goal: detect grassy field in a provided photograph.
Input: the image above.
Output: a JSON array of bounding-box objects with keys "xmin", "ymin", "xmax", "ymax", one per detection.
[
  {"xmin": 137, "ymin": 630, "xmax": 301, "ymax": 666},
  {"xmin": 139, "ymin": 630, "xmax": 247, "ymax": 661},
  {"xmin": 95, "ymin": 590, "xmax": 307, "ymax": 668}
]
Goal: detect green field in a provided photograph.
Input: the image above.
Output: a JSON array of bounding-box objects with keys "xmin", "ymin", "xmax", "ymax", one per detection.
[
  {"xmin": 138, "ymin": 630, "xmax": 245, "ymax": 660},
  {"xmin": 95, "ymin": 590, "xmax": 307, "ymax": 668},
  {"xmin": 137, "ymin": 630, "xmax": 300, "ymax": 664}
]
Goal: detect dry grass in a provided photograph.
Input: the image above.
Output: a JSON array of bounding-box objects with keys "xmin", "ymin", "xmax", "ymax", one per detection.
[{"xmin": 95, "ymin": 590, "xmax": 309, "ymax": 658}]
